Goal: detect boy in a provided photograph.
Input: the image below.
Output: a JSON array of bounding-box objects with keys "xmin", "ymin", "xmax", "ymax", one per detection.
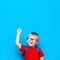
[{"xmin": 16, "ymin": 28, "xmax": 44, "ymax": 60}]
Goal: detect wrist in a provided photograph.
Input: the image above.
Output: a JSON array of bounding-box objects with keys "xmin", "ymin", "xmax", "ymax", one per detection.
[{"xmin": 17, "ymin": 32, "xmax": 21, "ymax": 35}]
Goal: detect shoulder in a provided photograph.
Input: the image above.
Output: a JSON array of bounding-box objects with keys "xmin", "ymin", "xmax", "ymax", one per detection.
[
  {"xmin": 35, "ymin": 46, "xmax": 41, "ymax": 50},
  {"xmin": 36, "ymin": 46, "xmax": 44, "ymax": 57},
  {"xmin": 20, "ymin": 44, "xmax": 26, "ymax": 52},
  {"xmin": 36, "ymin": 47, "xmax": 43, "ymax": 52},
  {"xmin": 39, "ymin": 48, "xmax": 44, "ymax": 57}
]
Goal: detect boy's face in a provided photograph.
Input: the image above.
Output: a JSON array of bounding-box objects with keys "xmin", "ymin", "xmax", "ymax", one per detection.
[{"xmin": 27, "ymin": 34, "xmax": 38, "ymax": 47}]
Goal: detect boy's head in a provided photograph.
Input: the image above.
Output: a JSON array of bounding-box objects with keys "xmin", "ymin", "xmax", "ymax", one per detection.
[{"xmin": 27, "ymin": 32, "xmax": 39, "ymax": 47}]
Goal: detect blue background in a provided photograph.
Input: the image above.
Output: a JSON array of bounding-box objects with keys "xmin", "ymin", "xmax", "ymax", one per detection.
[{"xmin": 0, "ymin": 0, "xmax": 60, "ymax": 60}]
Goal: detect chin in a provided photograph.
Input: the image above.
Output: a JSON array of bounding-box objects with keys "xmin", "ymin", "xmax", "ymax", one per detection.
[{"xmin": 29, "ymin": 44, "xmax": 35, "ymax": 47}]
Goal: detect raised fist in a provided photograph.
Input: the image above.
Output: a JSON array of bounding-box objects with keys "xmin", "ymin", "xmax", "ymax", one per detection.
[{"xmin": 17, "ymin": 28, "xmax": 22, "ymax": 34}]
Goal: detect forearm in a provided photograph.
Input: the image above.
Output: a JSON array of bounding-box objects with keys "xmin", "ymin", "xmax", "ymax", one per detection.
[
  {"xmin": 15, "ymin": 28, "xmax": 22, "ymax": 49},
  {"xmin": 16, "ymin": 33, "xmax": 20, "ymax": 44},
  {"xmin": 16, "ymin": 32, "xmax": 22, "ymax": 49}
]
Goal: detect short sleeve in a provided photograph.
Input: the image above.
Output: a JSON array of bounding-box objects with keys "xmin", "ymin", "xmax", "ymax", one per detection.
[
  {"xmin": 20, "ymin": 44, "xmax": 26, "ymax": 53},
  {"xmin": 40, "ymin": 48, "xmax": 44, "ymax": 57}
]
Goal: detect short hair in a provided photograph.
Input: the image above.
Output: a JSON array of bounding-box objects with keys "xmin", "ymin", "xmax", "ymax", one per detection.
[
  {"xmin": 30, "ymin": 32, "xmax": 39, "ymax": 40},
  {"xmin": 30, "ymin": 32, "xmax": 39, "ymax": 36}
]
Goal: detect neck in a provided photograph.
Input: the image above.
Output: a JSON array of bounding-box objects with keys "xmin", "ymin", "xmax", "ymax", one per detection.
[{"xmin": 29, "ymin": 45, "xmax": 36, "ymax": 48}]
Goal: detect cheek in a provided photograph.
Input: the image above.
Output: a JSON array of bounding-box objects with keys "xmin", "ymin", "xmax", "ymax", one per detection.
[
  {"xmin": 27, "ymin": 40, "xmax": 30, "ymax": 43},
  {"xmin": 34, "ymin": 41, "xmax": 37, "ymax": 44}
]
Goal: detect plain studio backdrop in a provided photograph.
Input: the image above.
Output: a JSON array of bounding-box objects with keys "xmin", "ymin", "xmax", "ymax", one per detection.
[{"xmin": 0, "ymin": 0, "xmax": 60, "ymax": 60}]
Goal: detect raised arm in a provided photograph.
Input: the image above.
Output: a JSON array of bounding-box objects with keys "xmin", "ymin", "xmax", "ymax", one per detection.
[{"xmin": 16, "ymin": 28, "xmax": 22, "ymax": 49}]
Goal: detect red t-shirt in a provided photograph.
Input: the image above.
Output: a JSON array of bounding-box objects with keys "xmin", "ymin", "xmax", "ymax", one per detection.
[{"xmin": 20, "ymin": 44, "xmax": 44, "ymax": 60}]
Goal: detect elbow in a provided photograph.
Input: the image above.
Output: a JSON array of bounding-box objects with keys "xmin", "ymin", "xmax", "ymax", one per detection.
[{"xmin": 16, "ymin": 42, "xmax": 18, "ymax": 46}]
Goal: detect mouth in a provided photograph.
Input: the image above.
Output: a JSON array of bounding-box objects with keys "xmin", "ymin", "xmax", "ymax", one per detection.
[{"xmin": 30, "ymin": 42, "xmax": 33, "ymax": 44}]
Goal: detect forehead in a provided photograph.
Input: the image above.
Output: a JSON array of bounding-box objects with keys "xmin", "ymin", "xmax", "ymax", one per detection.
[{"xmin": 28, "ymin": 34, "xmax": 38, "ymax": 38}]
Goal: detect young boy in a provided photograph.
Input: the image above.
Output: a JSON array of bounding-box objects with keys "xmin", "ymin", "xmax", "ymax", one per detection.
[{"xmin": 16, "ymin": 28, "xmax": 44, "ymax": 60}]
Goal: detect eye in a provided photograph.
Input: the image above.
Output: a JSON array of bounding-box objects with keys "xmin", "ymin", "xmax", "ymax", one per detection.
[{"xmin": 31, "ymin": 38, "xmax": 34, "ymax": 40}]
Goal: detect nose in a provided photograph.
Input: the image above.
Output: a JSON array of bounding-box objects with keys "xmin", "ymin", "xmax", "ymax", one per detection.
[{"xmin": 30, "ymin": 40, "xmax": 33, "ymax": 42}]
